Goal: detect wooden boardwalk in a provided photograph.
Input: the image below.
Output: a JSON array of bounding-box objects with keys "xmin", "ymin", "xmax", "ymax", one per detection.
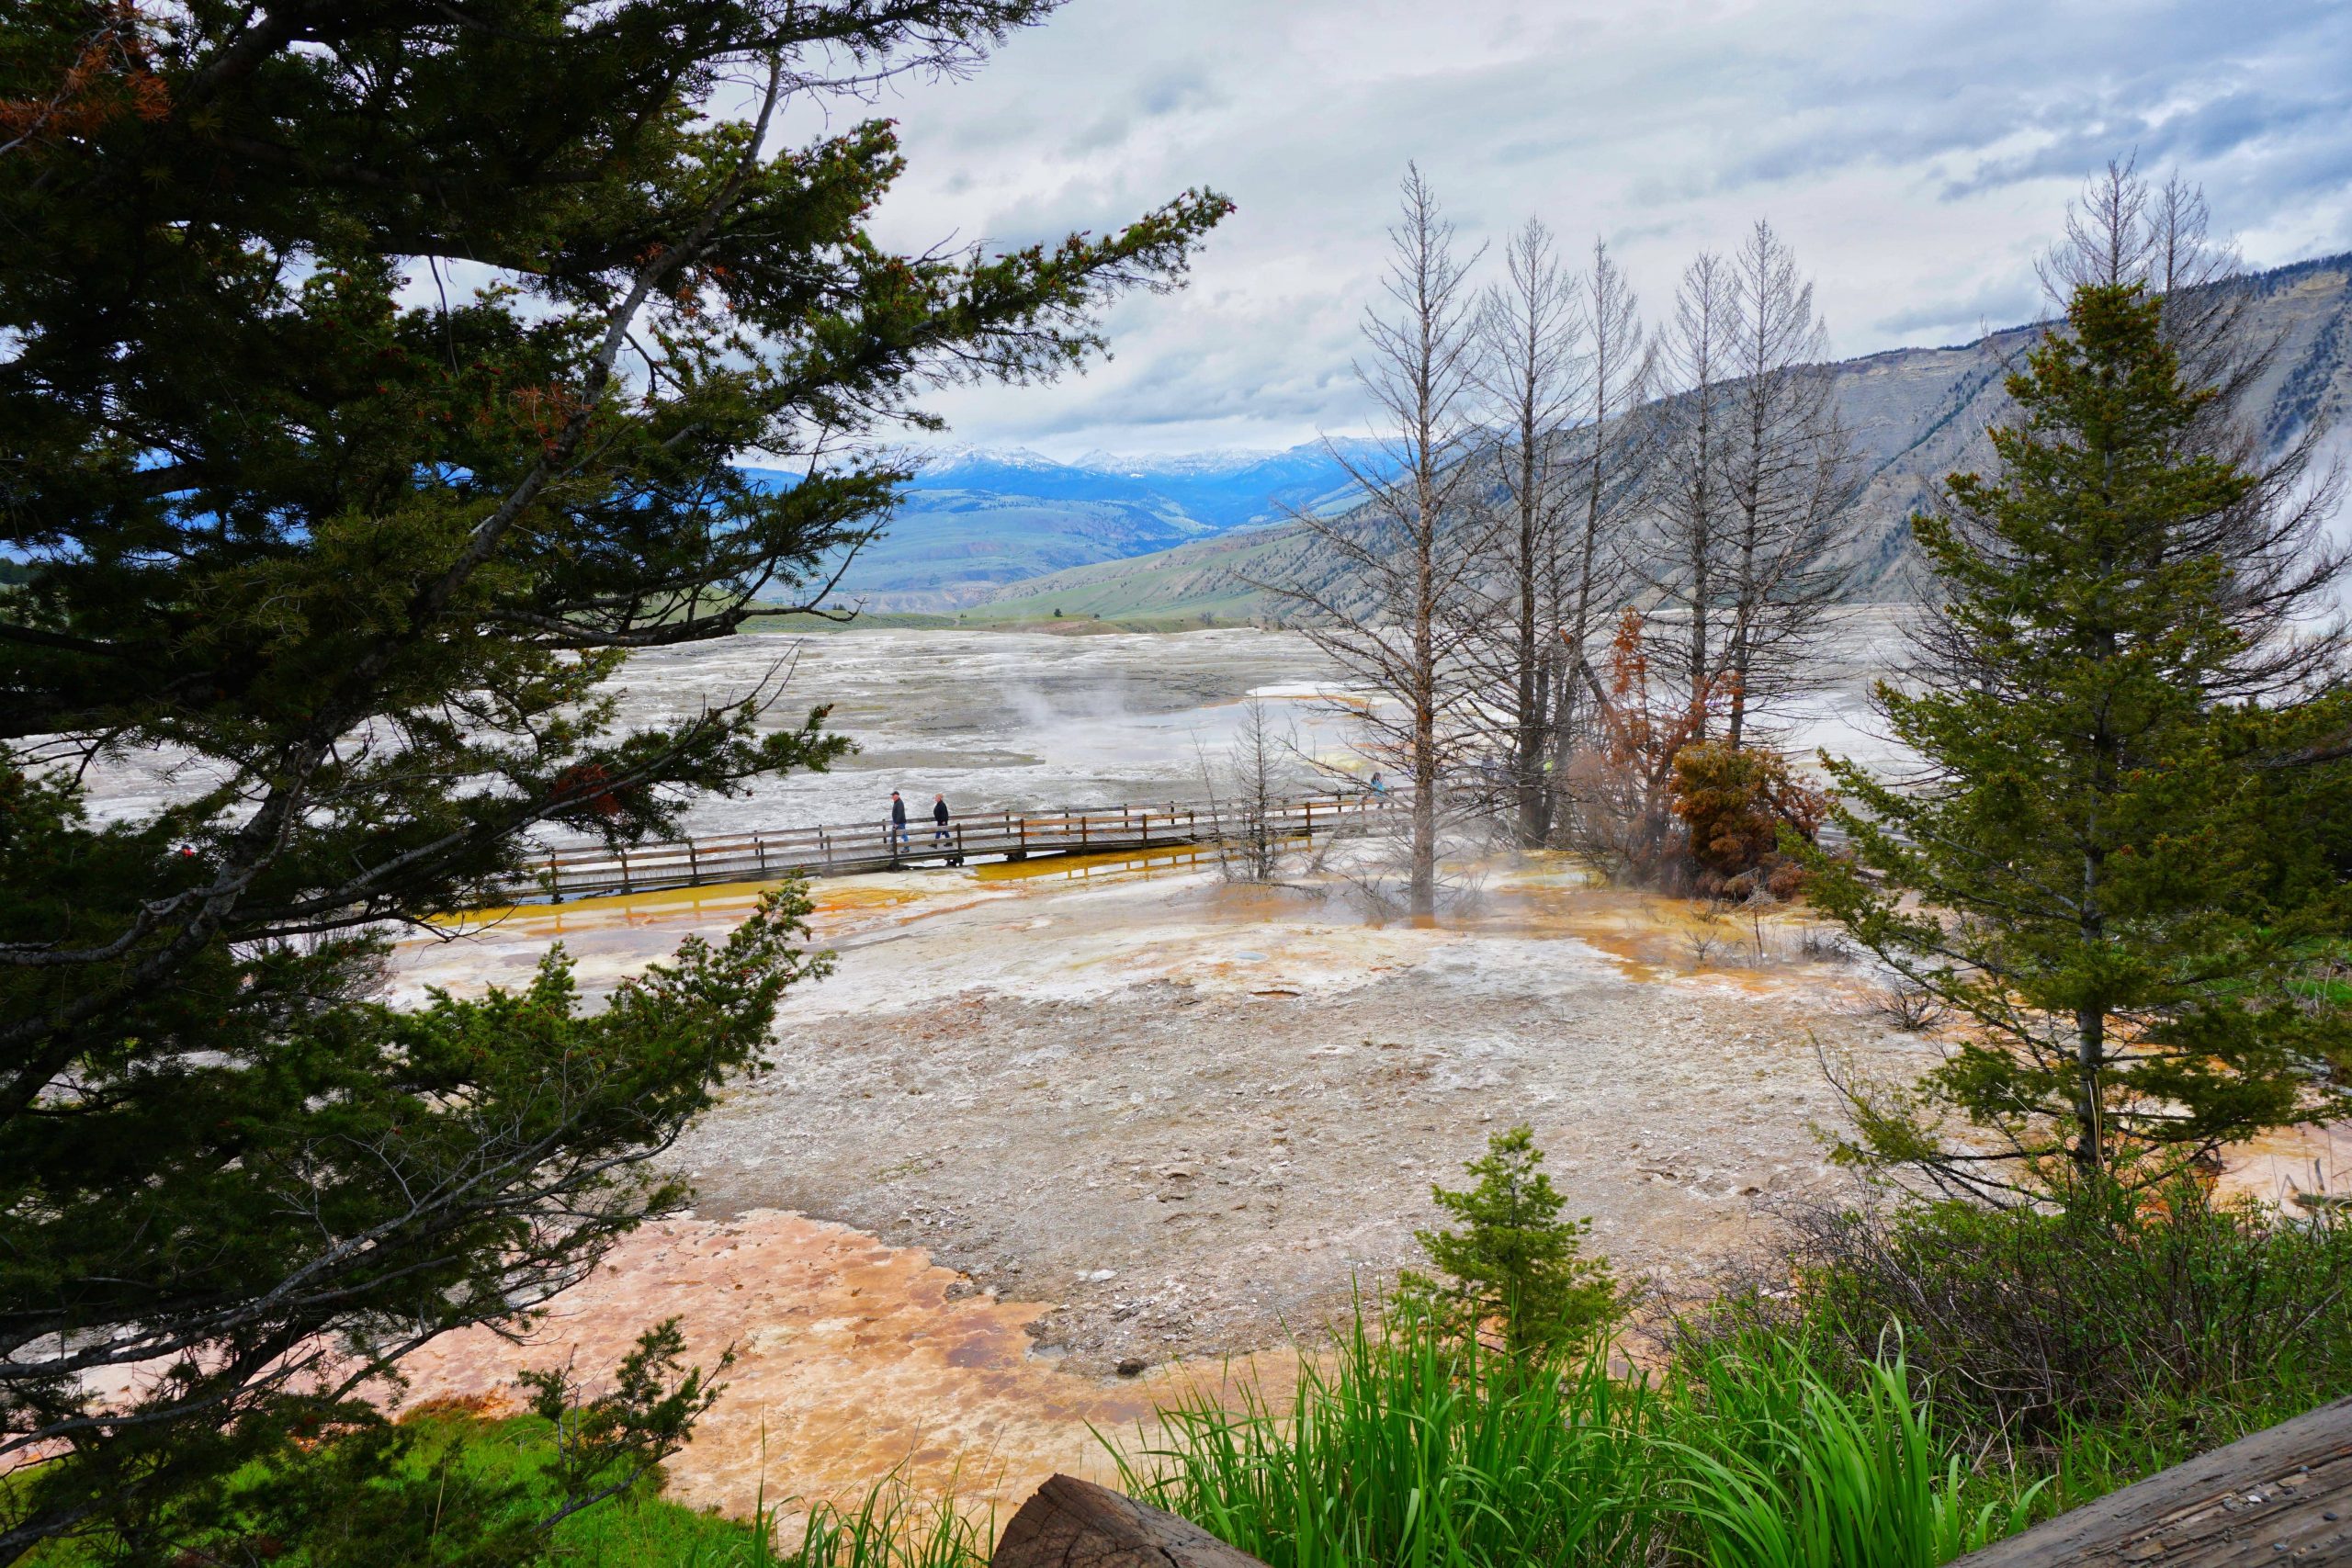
[
  {"xmin": 497, "ymin": 792, "xmax": 1390, "ymax": 903},
  {"xmin": 1952, "ymin": 1392, "xmax": 2350, "ymax": 1564},
  {"xmin": 989, "ymin": 1393, "xmax": 2352, "ymax": 1565}
]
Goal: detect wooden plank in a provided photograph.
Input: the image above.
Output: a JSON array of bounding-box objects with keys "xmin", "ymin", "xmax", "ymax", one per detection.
[
  {"xmin": 479, "ymin": 791, "xmax": 1382, "ymax": 902},
  {"xmin": 990, "ymin": 1474, "xmax": 1265, "ymax": 1568},
  {"xmin": 534, "ymin": 825, "xmax": 830, "ymax": 871},
  {"xmin": 1952, "ymin": 1394, "xmax": 2352, "ymax": 1566}
]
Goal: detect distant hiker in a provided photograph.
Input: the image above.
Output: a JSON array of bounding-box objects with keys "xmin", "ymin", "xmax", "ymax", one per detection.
[
  {"xmin": 1368, "ymin": 772, "xmax": 1387, "ymax": 797},
  {"xmin": 889, "ymin": 790, "xmax": 909, "ymax": 852},
  {"xmin": 932, "ymin": 793, "xmax": 952, "ymax": 847}
]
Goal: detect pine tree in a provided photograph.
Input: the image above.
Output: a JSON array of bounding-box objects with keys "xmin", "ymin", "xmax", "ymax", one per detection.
[
  {"xmin": 1808, "ymin": 283, "xmax": 2352, "ymax": 1200},
  {"xmin": 0, "ymin": 3, "xmax": 1225, "ymax": 1557},
  {"xmin": 1401, "ymin": 1124, "xmax": 1620, "ymax": 1364}
]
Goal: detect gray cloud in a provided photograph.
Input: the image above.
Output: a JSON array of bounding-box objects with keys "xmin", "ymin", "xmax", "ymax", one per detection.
[
  {"xmin": 830, "ymin": 0, "xmax": 2352, "ymax": 457},
  {"xmin": 1871, "ymin": 284, "xmax": 2050, "ymax": 344}
]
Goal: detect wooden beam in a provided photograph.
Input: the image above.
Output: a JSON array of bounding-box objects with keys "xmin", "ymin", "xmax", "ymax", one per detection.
[
  {"xmin": 990, "ymin": 1474, "xmax": 1267, "ymax": 1568},
  {"xmin": 1952, "ymin": 1394, "xmax": 2352, "ymax": 1566}
]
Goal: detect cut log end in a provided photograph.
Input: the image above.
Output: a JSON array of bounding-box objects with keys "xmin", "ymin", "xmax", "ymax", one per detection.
[{"xmin": 989, "ymin": 1474, "xmax": 1268, "ymax": 1568}]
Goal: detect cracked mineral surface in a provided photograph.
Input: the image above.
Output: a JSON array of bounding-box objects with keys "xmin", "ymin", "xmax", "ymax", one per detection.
[
  {"xmin": 64, "ymin": 615, "xmax": 2347, "ymax": 1531},
  {"xmin": 389, "ymin": 848, "xmax": 1939, "ymax": 1520},
  {"xmin": 356, "ymin": 616, "xmax": 1950, "ymax": 1522}
]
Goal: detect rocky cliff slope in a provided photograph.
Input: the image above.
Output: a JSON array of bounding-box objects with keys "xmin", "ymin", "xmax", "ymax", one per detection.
[{"xmin": 961, "ymin": 253, "xmax": 2352, "ymax": 625}]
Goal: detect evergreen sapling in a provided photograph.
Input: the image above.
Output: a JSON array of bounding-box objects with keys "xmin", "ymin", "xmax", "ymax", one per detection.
[{"xmin": 1400, "ymin": 1123, "xmax": 1621, "ymax": 1364}]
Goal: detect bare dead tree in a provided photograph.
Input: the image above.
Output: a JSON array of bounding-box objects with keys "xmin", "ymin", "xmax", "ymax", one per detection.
[
  {"xmin": 2017, "ymin": 157, "xmax": 2348, "ymax": 702},
  {"xmin": 1645, "ymin": 251, "xmax": 1736, "ymax": 728},
  {"xmin": 2041, "ymin": 158, "xmax": 2258, "ymax": 408},
  {"xmin": 1195, "ymin": 693, "xmax": 1296, "ymax": 882},
  {"xmin": 1468, "ymin": 217, "xmax": 1586, "ymax": 848},
  {"xmin": 1716, "ymin": 220, "xmax": 1858, "ymax": 748},
  {"xmin": 1544, "ymin": 240, "xmax": 1655, "ymax": 839},
  {"xmin": 1258, "ymin": 164, "xmax": 1489, "ymax": 918}
]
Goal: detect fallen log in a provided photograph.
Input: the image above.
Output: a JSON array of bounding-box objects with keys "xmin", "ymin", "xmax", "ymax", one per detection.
[
  {"xmin": 1951, "ymin": 1393, "xmax": 2352, "ymax": 1565},
  {"xmin": 990, "ymin": 1474, "xmax": 1268, "ymax": 1568}
]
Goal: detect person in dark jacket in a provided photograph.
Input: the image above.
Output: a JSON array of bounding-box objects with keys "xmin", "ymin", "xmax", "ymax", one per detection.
[
  {"xmin": 931, "ymin": 793, "xmax": 952, "ymax": 847},
  {"xmin": 889, "ymin": 790, "xmax": 909, "ymax": 852}
]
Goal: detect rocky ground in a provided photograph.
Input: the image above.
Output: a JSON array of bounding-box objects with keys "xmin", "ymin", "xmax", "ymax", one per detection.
[
  {"xmin": 389, "ymin": 852, "xmax": 1939, "ymax": 1517},
  {"xmin": 388, "ymin": 845, "xmax": 2345, "ymax": 1521},
  {"xmin": 389, "ymin": 1207, "xmax": 1264, "ymax": 1524},
  {"xmin": 357, "ymin": 612, "xmax": 1939, "ymax": 1518},
  {"xmin": 669, "ymin": 866, "xmax": 1928, "ymax": 1378},
  {"xmin": 404, "ymin": 854, "xmax": 1938, "ymax": 1380}
]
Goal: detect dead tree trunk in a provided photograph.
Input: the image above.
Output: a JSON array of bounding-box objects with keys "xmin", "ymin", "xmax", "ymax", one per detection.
[
  {"xmin": 1717, "ymin": 220, "xmax": 1853, "ymax": 750},
  {"xmin": 1548, "ymin": 239, "xmax": 1652, "ymax": 838},
  {"xmin": 1253, "ymin": 164, "xmax": 1487, "ymax": 919},
  {"xmin": 1950, "ymin": 1393, "xmax": 2352, "ymax": 1566},
  {"xmin": 1469, "ymin": 217, "xmax": 1579, "ymax": 849},
  {"xmin": 1648, "ymin": 251, "xmax": 1733, "ymax": 737}
]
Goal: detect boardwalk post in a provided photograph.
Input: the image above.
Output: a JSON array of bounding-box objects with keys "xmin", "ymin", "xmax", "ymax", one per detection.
[
  {"xmin": 617, "ymin": 846, "xmax": 632, "ymax": 895},
  {"xmin": 1080, "ymin": 813, "xmax": 1089, "ymax": 850},
  {"xmin": 755, "ymin": 835, "xmax": 768, "ymax": 877},
  {"xmin": 1305, "ymin": 798, "xmax": 1314, "ymax": 839}
]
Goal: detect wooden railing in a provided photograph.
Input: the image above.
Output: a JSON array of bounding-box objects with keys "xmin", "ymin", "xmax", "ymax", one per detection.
[
  {"xmin": 1951, "ymin": 1391, "xmax": 2350, "ymax": 1564},
  {"xmin": 492, "ymin": 791, "xmax": 1393, "ymax": 903}
]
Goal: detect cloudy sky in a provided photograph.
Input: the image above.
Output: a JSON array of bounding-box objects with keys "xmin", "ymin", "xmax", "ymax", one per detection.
[{"xmin": 820, "ymin": 0, "xmax": 2352, "ymax": 459}]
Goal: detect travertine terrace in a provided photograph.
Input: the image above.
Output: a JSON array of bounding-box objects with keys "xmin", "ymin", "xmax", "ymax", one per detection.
[{"xmin": 390, "ymin": 848, "xmax": 1931, "ymax": 1517}]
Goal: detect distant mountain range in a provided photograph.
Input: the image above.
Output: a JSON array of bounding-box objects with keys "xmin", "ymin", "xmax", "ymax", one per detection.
[
  {"xmin": 766, "ymin": 251, "xmax": 2352, "ymax": 626},
  {"xmin": 752, "ymin": 442, "xmax": 1381, "ymax": 613}
]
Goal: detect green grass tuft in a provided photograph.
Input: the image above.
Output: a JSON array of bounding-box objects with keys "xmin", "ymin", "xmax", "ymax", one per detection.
[
  {"xmin": 1116, "ymin": 1302, "xmax": 1661, "ymax": 1567},
  {"xmin": 1659, "ymin": 1334, "xmax": 2043, "ymax": 1568}
]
